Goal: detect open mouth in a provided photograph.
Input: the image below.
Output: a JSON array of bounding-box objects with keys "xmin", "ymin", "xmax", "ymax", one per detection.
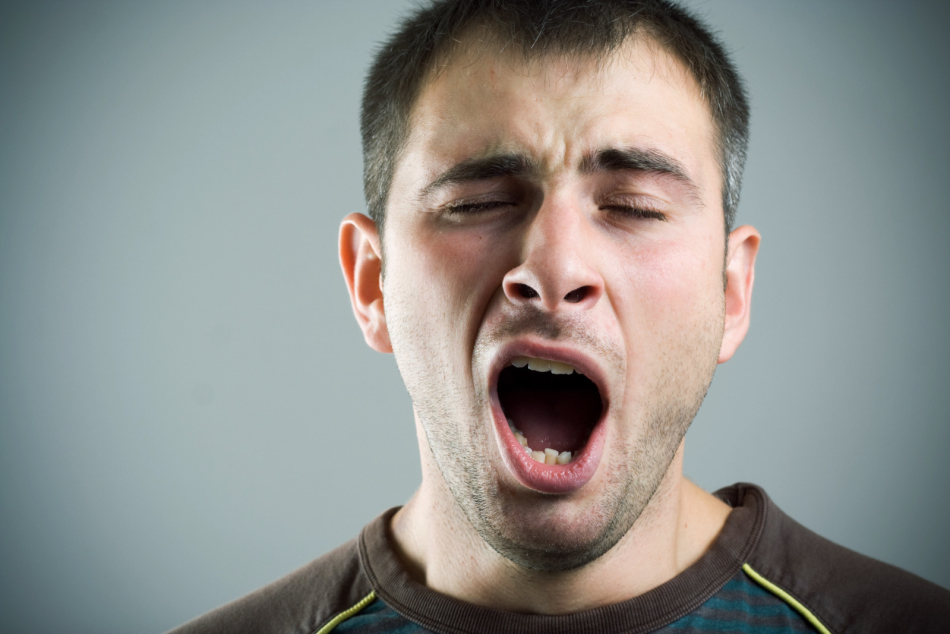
[{"xmin": 498, "ymin": 356, "xmax": 603, "ymax": 466}]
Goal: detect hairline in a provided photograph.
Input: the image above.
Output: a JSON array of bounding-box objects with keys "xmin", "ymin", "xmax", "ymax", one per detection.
[{"xmin": 376, "ymin": 26, "xmax": 730, "ymax": 245}]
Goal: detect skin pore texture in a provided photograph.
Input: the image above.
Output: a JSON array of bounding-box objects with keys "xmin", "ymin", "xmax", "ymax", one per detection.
[{"xmin": 340, "ymin": 36, "xmax": 760, "ymax": 615}]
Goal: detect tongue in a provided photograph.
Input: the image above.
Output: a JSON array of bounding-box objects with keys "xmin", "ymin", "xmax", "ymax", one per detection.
[{"xmin": 503, "ymin": 388, "xmax": 598, "ymax": 453}]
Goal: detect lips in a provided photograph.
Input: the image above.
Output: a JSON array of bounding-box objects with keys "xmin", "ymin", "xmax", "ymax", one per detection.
[{"xmin": 489, "ymin": 342, "xmax": 609, "ymax": 494}]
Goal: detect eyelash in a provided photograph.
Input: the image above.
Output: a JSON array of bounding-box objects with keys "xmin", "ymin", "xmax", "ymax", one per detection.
[
  {"xmin": 600, "ymin": 205, "xmax": 668, "ymax": 221},
  {"xmin": 442, "ymin": 200, "xmax": 668, "ymax": 221},
  {"xmin": 443, "ymin": 199, "xmax": 513, "ymax": 215}
]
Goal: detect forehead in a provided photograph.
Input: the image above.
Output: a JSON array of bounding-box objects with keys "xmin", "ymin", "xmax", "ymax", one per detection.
[{"xmin": 394, "ymin": 37, "xmax": 719, "ymax": 196}]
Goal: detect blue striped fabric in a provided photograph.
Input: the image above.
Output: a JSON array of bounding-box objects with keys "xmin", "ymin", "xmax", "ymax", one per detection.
[
  {"xmin": 332, "ymin": 598, "xmax": 422, "ymax": 634},
  {"xmin": 657, "ymin": 573, "xmax": 815, "ymax": 633},
  {"xmin": 332, "ymin": 569, "xmax": 816, "ymax": 633}
]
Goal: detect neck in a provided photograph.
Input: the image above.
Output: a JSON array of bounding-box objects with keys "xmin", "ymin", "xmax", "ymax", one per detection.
[{"xmin": 390, "ymin": 438, "xmax": 731, "ymax": 615}]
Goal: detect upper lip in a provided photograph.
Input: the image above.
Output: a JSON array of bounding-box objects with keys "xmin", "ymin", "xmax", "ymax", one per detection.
[{"xmin": 488, "ymin": 338, "xmax": 611, "ymax": 413}]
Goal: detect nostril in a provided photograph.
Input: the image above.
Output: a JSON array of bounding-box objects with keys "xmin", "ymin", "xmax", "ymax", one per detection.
[
  {"xmin": 514, "ymin": 283, "xmax": 539, "ymax": 300},
  {"xmin": 563, "ymin": 286, "xmax": 593, "ymax": 304}
]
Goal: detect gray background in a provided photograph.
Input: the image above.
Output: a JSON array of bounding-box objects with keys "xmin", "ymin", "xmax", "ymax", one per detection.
[{"xmin": 1, "ymin": 1, "xmax": 948, "ymax": 632}]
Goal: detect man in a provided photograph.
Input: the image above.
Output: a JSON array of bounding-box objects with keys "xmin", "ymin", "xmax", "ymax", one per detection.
[{"xmin": 171, "ymin": 0, "xmax": 949, "ymax": 632}]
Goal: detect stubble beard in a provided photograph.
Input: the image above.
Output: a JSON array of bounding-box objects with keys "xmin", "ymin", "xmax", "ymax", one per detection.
[
  {"xmin": 428, "ymin": 376, "xmax": 714, "ymax": 572},
  {"xmin": 391, "ymin": 299, "xmax": 724, "ymax": 573}
]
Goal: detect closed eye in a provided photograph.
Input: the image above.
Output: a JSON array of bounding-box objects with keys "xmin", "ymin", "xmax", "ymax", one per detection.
[
  {"xmin": 444, "ymin": 199, "xmax": 515, "ymax": 215},
  {"xmin": 600, "ymin": 205, "xmax": 668, "ymax": 221}
]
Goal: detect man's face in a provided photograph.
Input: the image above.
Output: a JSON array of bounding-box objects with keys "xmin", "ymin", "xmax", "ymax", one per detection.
[{"xmin": 380, "ymin": 39, "xmax": 727, "ymax": 570}]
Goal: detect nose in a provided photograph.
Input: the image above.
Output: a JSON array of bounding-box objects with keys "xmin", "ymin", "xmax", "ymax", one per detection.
[{"xmin": 502, "ymin": 196, "xmax": 604, "ymax": 313}]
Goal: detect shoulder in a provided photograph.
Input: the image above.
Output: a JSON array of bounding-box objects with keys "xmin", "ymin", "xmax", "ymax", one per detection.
[
  {"xmin": 166, "ymin": 534, "xmax": 373, "ymax": 634},
  {"xmin": 717, "ymin": 483, "xmax": 950, "ymax": 634}
]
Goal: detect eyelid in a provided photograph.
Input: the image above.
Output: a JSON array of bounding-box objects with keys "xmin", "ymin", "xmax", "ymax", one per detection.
[
  {"xmin": 603, "ymin": 207, "xmax": 668, "ymax": 221},
  {"xmin": 598, "ymin": 193, "xmax": 669, "ymax": 220},
  {"xmin": 599, "ymin": 191, "xmax": 665, "ymax": 207},
  {"xmin": 442, "ymin": 192, "xmax": 518, "ymax": 214}
]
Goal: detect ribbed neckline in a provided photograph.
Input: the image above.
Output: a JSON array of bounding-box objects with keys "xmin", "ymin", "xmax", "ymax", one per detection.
[{"xmin": 357, "ymin": 484, "xmax": 768, "ymax": 634}]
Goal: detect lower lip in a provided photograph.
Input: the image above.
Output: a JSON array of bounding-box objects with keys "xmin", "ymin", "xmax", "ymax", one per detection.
[{"xmin": 492, "ymin": 401, "xmax": 606, "ymax": 494}]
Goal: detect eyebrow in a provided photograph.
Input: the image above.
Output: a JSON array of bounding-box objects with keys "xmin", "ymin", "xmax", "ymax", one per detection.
[
  {"xmin": 421, "ymin": 153, "xmax": 537, "ymax": 198},
  {"xmin": 580, "ymin": 146, "xmax": 701, "ymax": 199},
  {"xmin": 420, "ymin": 146, "xmax": 701, "ymax": 201}
]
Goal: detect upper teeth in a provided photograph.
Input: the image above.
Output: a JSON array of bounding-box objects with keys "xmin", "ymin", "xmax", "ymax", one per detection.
[{"xmin": 510, "ymin": 356, "xmax": 576, "ymax": 375}]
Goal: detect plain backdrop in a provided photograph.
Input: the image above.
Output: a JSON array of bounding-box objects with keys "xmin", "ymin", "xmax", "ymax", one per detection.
[{"xmin": 1, "ymin": 1, "xmax": 948, "ymax": 632}]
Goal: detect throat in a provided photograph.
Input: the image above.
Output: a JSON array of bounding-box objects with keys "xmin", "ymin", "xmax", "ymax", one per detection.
[{"xmin": 498, "ymin": 366, "xmax": 602, "ymax": 454}]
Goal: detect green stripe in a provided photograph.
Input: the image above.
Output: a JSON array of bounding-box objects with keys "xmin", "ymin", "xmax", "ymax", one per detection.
[
  {"xmin": 742, "ymin": 564, "xmax": 832, "ymax": 634},
  {"xmin": 314, "ymin": 590, "xmax": 377, "ymax": 634}
]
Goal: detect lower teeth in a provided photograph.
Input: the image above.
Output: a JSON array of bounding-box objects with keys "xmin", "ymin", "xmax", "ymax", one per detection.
[{"xmin": 508, "ymin": 419, "xmax": 573, "ymax": 465}]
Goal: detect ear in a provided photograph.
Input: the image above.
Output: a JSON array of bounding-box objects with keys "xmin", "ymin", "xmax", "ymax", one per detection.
[
  {"xmin": 339, "ymin": 212, "xmax": 392, "ymax": 353},
  {"xmin": 718, "ymin": 225, "xmax": 761, "ymax": 363}
]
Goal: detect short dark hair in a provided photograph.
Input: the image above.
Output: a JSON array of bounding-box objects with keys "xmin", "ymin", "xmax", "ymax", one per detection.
[{"xmin": 361, "ymin": 0, "xmax": 749, "ymax": 235}]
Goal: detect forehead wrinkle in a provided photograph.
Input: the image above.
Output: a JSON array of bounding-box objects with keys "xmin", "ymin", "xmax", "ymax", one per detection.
[{"xmin": 403, "ymin": 35, "xmax": 716, "ymax": 208}]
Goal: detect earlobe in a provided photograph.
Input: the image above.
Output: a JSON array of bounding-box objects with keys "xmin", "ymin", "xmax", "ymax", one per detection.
[
  {"xmin": 339, "ymin": 213, "xmax": 392, "ymax": 353},
  {"xmin": 718, "ymin": 225, "xmax": 761, "ymax": 364}
]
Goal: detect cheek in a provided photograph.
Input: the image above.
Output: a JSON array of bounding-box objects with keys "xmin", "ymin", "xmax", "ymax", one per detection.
[
  {"xmin": 385, "ymin": 226, "xmax": 510, "ymax": 337},
  {"xmin": 429, "ymin": 232, "xmax": 501, "ymax": 301},
  {"xmin": 611, "ymin": 237, "xmax": 724, "ymax": 349}
]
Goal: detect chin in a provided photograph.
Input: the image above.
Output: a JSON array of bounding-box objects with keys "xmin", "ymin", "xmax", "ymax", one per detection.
[{"xmin": 473, "ymin": 492, "xmax": 634, "ymax": 572}]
